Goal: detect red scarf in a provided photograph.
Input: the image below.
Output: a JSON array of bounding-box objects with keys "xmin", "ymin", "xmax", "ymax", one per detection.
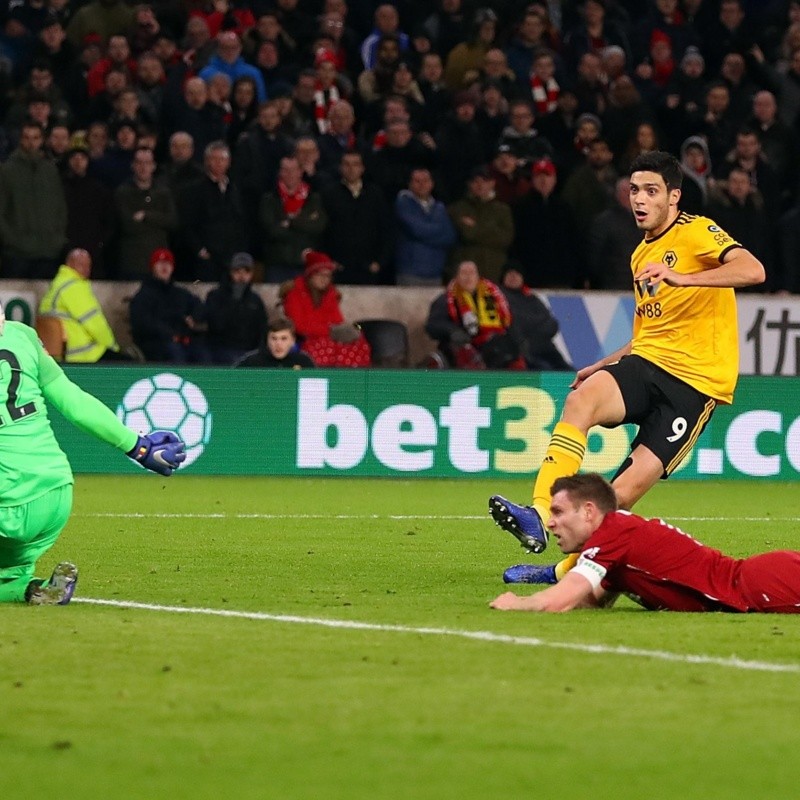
[
  {"xmin": 446, "ymin": 278, "xmax": 511, "ymax": 346},
  {"xmin": 530, "ymin": 75, "xmax": 559, "ymax": 115},
  {"xmin": 314, "ymin": 81, "xmax": 340, "ymax": 134},
  {"xmin": 278, "ymin": 180, "xmax": 310, "ymax": 216}
]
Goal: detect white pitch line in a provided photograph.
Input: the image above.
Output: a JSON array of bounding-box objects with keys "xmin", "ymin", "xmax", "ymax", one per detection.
[
  {"xmin": 72, "ymin": 512, "xmax": 800, "ymax": 522},
  {"xmin": 74, "ymin": 597, "xmax": 800, "ymax": 674}
]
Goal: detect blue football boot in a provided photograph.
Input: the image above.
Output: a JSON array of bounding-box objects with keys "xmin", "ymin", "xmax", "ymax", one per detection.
[
  {"xmin": 503, "ymin": 563, "xmax": 558, "ymax": 584},
  {"xmin": 488, "ymin": 495, "xmax": 549, "ymax": 554}
]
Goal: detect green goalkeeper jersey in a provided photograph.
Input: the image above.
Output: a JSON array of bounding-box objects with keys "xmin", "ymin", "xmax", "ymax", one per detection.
[{"xmin": 0, "ymin": 321, "xmax": 138, "ymax": 506}]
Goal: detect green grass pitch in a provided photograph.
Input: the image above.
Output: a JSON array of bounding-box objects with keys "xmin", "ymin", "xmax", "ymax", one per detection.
[{"xmin": 3, "ymin": 476, "xmax": 800, "ymax": 800}]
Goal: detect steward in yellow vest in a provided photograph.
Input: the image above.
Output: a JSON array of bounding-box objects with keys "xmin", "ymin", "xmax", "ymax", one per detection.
[{"xmin": 38, "ymin": 249, "xmax": 120, "ymax": 363}]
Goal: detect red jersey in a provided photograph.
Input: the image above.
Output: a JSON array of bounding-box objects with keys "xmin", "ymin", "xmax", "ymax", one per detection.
[{"xmin": 572, "ymin": 511, "xmax": 748, "ymax": 612}]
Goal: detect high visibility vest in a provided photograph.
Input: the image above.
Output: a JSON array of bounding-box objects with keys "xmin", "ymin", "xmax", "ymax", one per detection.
[{"xmin": 38, "ymin": 265, "xmax": 118, "ymax": 363}]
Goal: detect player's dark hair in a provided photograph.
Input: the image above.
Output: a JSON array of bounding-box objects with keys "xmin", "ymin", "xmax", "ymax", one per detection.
[
  {"xmin": 629, "ymin": 150, "xmax": 683, "ymax": 191},
  {"xmin": 551, "ymin": 473, "xmax": 618, "ymax": 515}
]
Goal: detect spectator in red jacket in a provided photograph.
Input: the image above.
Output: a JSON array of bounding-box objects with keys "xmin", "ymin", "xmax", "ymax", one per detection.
[{"xmin": 282, "ymin": 249, "xmax": 371, "ymax": 367}]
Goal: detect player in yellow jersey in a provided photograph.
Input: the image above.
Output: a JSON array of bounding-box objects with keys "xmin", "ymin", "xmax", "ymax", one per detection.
[{"xmin": 490, "ymin": 150, "xmax": 765, "ymax": 584}]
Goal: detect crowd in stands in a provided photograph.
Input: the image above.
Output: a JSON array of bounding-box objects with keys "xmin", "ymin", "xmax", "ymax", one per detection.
[{"xmin": 7, "ymin": 0, "xmax": 800, "ymax": 365}]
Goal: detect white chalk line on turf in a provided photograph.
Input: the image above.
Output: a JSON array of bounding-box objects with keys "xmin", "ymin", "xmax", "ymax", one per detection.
[
  {"xmin": 74, "ymin": 597, "xmax": 800, "ymax": 674},
  {"xmin": 73, "ymin": 512, "xmax": 800, "ymax": 522}
]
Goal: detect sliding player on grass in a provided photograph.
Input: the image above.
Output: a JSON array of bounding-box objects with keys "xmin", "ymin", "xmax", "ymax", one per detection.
[
  {"xmin": 0, "ymin": 305, "xmax": 186, "ymax": 605},
  {"xmin": 489, "ymin": 151, "xmax": 765, "ymax": 584},
  {"xmin": 491, "ymin": 473, "xmax": 800, "ymax": 614}
]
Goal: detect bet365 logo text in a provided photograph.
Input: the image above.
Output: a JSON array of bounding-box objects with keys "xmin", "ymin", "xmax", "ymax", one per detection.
[{"xmin": 295, "ymin": 378, "xmax": 629, "ymax": 474}]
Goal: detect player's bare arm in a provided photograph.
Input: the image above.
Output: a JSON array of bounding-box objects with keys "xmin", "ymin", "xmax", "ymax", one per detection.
[
  {"xmin": 490, "ymin": 572, "xmax": 600, "ymax": 612},
  {"xmin": 634, "ymin": 247, "xmax": 765, "ymax": 290}
]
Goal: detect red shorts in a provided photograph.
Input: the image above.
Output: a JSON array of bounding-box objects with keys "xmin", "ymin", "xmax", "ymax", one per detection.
[{"xmin": 737, "ymin": 552, "xmax": 800, "ymax": 613}]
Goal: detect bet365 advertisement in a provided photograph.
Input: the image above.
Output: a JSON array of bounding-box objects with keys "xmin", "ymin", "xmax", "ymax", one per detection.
[{"xmin": 48, "ymin": 366, "xmax": 800, "ymax": 480}]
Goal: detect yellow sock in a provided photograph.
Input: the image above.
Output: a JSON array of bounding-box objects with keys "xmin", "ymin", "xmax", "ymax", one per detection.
[
  {"xmin": 532, "ymin": 421, "xmax": 587, "ymax": 519},
  {"xmin": 554, "ymin": 553, "xmax": 580, "ymax": 581}
]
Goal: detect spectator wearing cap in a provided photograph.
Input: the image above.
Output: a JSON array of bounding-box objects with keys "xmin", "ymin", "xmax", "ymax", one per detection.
[
  {"xmin": 259, "ymin": 155, "xmax": 328, "ymax": 283},
  {"xmin": 62, "ymin": 133, "xmax": 115, "ymax": 276},
  {"xmin": 204, "ymin": 252, "xmax": 268, "ymax": 364},
  {"xmin": 443, "ymin": 8, "xmax": 497, "ymax": 91},
  {"xmin": 360, "ymin": 5, "xmax": 409, "ymax": 71},
  {"xmin": 281, "ymin": 250, "xmax": 371, "ymax": 367},
  {"xmin": 199, "ymin": 31, "xmax": 267, "ymax": 103},
  {"xmin": 321, "ymin": 151, "xmax": 393, "ymax": 285},
  {"xmin": 129, "ymin": 247, "xmax": 211, "ymax": 363},
  {"xmin": 435, "ymin": 90, "xmax": 486, "ymax": 201},
  {"xmin": 0, "ymin": 121, "xmax": 66, "ymax": 279},
  {"xmin": 179, "ymin": 140, "xmax": 248, "ymax": 281},
  {"xmin": 512, "ymin": 156, "xmax": 577, "ymax": 287},
  {"xmin": 114, "ymin": 145, "xmax": 178, "ymax": 279},
  {"xmin": 447, "ymin": 165, "xmax": 514, "ymax": 283},
  {"xmin": 66, "ymin": 0, "xmax": 135, "ymax": 49},
  {"xmin": 394, "ymin": 167, "xmax": 456, "ymax": 286},
  {"xmin": 488, "ymin": 143, "xmax": 530, "ymax": 205}
]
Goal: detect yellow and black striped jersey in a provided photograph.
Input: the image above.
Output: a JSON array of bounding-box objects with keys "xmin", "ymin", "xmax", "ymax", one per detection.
[{"xmin": 629, "ymin": 212, "xmax": 741, "ymax": 404}]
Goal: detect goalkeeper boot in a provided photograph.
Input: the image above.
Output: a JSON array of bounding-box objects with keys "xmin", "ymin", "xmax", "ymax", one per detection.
[
  {"xmin": 488, "ymin": 495, "xmax": 548, "ymax": 554},
  {"xmin": 27, "ymin": 562, "xmax": 78, "ymax": 605},
  {"xmin": 503, "ymin": 563, "xmax": 558, "ymax": 585}
]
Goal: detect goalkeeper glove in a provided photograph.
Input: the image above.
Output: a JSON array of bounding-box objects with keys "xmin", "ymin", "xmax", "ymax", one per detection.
[{"xmin": 127, "ymin": 430, "xmax": 187, "ymax": 476}]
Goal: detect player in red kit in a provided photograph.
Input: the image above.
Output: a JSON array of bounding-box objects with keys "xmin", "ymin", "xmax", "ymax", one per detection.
[{"xmin": 491, "ymin": 473, "xmax": 800, "ymax": 614}]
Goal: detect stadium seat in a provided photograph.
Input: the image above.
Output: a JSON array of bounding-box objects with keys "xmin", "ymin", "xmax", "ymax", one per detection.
[
  {"xmin": 356, "ymin": 319, "xmax": 409, "ymax": 367},
  {"xmin": 35, "ymin": 315, "xmax": 65, "ymax": 361}
]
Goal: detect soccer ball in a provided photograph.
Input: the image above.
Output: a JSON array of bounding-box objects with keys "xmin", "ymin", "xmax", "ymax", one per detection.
[{"xmin": 116, "ymin": 373, "xmax": 212, "ymax": 468}]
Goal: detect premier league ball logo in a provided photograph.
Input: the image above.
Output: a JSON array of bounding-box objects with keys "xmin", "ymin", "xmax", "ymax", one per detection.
[{"xmin": 116, "ymin": 373, "xmax": 212, "ymax": 468}]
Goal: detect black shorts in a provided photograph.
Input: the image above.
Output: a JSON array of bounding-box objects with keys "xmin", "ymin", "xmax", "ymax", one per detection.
[{"xmin": 602, "ymin": 355, "xmax": 717, "ymax": 476}]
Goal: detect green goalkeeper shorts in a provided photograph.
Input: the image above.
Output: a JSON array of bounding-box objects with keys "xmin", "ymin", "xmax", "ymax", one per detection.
[{"xmin": 0, "ymin": 483, "xmax": 73, "ymax": 602}]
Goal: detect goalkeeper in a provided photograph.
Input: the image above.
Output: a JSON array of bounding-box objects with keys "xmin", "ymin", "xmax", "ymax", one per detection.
[{"xmin": 0, "ymin": 306, "xmax": 186, "ymax": 606}]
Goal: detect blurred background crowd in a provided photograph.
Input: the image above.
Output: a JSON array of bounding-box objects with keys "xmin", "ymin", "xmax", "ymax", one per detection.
[{"xmin": 2, "ymin": 0, "xmax": 800, "ymax": 291}]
